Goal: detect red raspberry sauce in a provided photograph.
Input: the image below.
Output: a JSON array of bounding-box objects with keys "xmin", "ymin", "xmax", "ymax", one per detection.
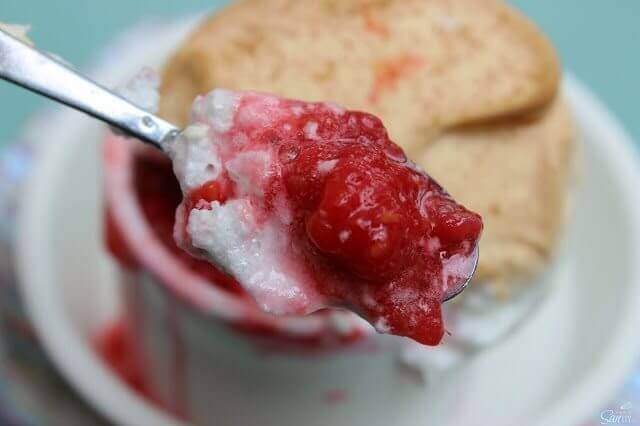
[{"xmin": 184, "ymin": 94, "xmax": 482, "ymax": 345}]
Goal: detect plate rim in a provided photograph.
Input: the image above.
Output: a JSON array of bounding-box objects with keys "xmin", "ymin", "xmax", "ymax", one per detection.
[{"xmin": 535, "ymin": 75, "xmax": 640, "ymax": 426}]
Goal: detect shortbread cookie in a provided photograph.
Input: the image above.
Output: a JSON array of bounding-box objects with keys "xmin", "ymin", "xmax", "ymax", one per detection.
[
  {"xmin": 158, "ymin": 0, "xmax": 575, "ymax": 290},
  {"xmin": 160, "ymin": 0, "xmax": 560, "ymax": 155},
  {"xmin": 416, "ymin": 99, "xmax": 576, "ymax": 290}
]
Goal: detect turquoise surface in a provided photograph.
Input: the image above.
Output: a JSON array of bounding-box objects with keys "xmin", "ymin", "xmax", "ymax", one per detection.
[{"xmin": 1, "ymin": 0, "xmax": 638, "ymax": 146}]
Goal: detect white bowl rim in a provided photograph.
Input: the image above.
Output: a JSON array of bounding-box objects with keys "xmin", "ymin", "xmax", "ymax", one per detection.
[
  {"xmin": 102, "ymin": 133, "xmax": 371, "ymax": 339},
  {"xmin": 15, "ymin": 75, "xmax": 640, "ymax": 426}
]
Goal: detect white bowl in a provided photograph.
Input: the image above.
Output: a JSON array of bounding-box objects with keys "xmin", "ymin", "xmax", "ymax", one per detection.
[{"xmin": 13, "ymin": 20, "xmax": 640, "ymax": 426}]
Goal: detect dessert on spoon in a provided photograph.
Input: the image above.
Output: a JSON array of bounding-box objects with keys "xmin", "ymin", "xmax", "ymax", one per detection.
[
  {"xmin": 170, "ymin": 89, "xmax": 481, "ymax": 345},
  {"xmin": 0, "ymin": 29, "xmax": 482, "ymax": 345}
]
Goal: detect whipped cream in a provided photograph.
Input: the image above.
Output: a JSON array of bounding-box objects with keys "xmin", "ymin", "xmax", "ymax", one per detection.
[{"xmin": 166, "ymin": 90, "xmax": 325, "ymax": 315}]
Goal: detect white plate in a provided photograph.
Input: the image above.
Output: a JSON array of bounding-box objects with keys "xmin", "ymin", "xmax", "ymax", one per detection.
[{"xmin": 13, "ymin": 18, "xmax": 640, "ymax": 426}]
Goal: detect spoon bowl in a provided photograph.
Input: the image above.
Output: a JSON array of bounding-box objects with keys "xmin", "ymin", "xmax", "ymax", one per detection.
[{"xmin": 443, "ymin": 246, "xmax": 479, "ymax": 302}]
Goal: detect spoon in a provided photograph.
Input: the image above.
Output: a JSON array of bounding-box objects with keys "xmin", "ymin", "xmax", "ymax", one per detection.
[
  {"xmin": 0, "ymin": 29, "xmax": 476, "ymax": 302},
  {"xmin": 0, "ymin": 29, "xmax": 176, "ymax": 149}
]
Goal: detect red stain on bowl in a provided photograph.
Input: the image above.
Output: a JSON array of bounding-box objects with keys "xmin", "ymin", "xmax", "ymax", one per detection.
[
  {"xmin": 94, "ymin": 320, "xmax": 153, "ymax": 401},
  {"xmin": 323, "ymin": 388, "xmax": 350, "ymax": 405}
]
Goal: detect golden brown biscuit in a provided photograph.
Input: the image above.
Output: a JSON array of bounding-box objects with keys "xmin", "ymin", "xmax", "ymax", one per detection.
[
  {"xmin": 158, "ymin": 0, "xmax": 575, "ymax": 290},
  {"xmin": 417, "ymin": 99, "xmax": 576, "ymax": 292},
  {"xmin": 160, "ymin": 0, "xmax": 560, "ymax": 154}
]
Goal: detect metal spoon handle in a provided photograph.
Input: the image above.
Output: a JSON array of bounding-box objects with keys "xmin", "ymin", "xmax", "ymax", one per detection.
[{"xmin": 0, "ymin": 29, "xmax": 177, "ymax": 149}]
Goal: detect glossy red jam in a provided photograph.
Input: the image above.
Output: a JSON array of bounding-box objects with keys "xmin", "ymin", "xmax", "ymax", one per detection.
[{"xmin": 180, "ymin": 93, "xmax": 483, "ymax": 345}]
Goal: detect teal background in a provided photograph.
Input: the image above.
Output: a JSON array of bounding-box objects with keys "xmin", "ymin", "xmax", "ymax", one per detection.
[{"xmin": 1, "ymin": 0, "xmax": 638, "ymax": 147}]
